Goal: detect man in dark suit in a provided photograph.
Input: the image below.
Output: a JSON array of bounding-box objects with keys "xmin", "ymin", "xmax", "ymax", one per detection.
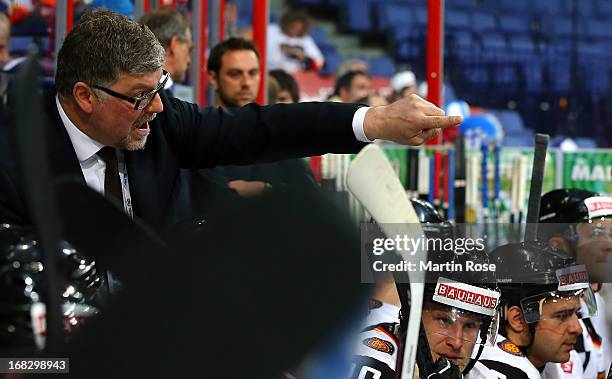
[
  {"xmin": 207, "ymin": 37, "xmax": 317, "ymax": 197},
  {"xmin": 0, "ymin": 8, "xmax": 460, "ymax": 231}
]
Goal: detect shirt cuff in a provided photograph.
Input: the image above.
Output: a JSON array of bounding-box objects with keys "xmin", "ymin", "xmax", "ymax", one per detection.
[{"xmin": 352, "ymin": 106, "xmax": 373, "ymax": 142}]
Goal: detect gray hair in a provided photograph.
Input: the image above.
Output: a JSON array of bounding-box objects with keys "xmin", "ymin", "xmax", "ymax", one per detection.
[
  {"xmin": 55, "ymin": 8, "xmax": 166, "ymax": 99},
  {"xmin": 139, "ymin": 7, "xmax": 190, "ymax": 48}
]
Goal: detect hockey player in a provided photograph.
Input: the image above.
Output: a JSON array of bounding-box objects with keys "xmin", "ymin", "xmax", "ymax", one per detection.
[
  {"xmin": 539, "ymin": 189, "xmax": 612, "ymax": 378},
  {"xmin": 351, "ymin": 199, "xmax": 501, "ymax": 379},
  {"xmin": 479, "ymin": 242, "xmax": 598, "ymax": 379}
]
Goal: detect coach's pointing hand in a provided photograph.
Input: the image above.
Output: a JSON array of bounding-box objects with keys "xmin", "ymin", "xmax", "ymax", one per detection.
[{"xmin": 363, "ymin": 94, "xmax": 462, "ymax": 145}]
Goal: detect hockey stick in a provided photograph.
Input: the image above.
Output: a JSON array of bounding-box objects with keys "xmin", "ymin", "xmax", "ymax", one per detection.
[
  {"xmin": 525, "ymin": 134, "xmax": 550, "ymax": 241},
  {"xmin": 454, "ymin": 134, "xmax": 466, "ymax": 223},
  {"xmin": 346, "ymin": 144, "xmax": 427, "ymax": 379}
]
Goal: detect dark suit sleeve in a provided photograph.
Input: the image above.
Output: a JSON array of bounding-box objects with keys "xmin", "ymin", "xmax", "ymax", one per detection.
[
  {"xmin": 0, "ymin": 165, "xmax": 29, "ymax": 225},
  {"xmin": 159, "ymin": 92, "xmax": 366, "ymax": 168}
]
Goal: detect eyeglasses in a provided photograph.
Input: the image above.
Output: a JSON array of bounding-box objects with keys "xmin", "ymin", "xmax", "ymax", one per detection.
[{"xmin": 92, "ymin": 70, "xmax": 169, "ymax": 110}]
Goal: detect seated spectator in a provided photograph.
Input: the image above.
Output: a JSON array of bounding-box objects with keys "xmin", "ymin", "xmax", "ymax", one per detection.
[
  {"xmin": 390, "ymin": 70, "xmax": 417, "ymax": 101},
  {"xmin": 329, "ymin": 70, "xmax": 371, "ymax": 103},
  {"xmin": 267, "ymin": 9, "xmax": 324, "ymax": 73},
  {"xmin": 207, "ymin": 38, "xmax": 317, "ymax": 197},
  {"xmin": 269, "ymin": 69, "xmax": 300, "ymax": 104}
]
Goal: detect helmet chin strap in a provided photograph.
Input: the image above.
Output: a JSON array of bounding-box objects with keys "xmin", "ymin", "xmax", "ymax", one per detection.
[{"xmin": 462, "ymin": 317, "xmax": 493, "ymax": 375}]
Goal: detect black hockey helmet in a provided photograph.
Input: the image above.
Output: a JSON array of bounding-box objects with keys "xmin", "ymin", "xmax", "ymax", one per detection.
[
  {"xmin": 488, "ymin": 241, "xmax": 596, "ymax": 325},
  {"xmin": 539, "ymin": 189, "xmax": 600, "ymax": 224},
  {"xmin": 0, "ymin": 224, "xmax": 104, "ymax": 352}
]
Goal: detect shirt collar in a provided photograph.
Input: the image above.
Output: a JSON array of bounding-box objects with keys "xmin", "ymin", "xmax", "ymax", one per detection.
[
  {"xmin": 55, "ymin": 95, "xmax": 105, "ymax": 162},
  {"xmin": 164, "ymin": 75, "xmax": 174, "ymax": 90}
]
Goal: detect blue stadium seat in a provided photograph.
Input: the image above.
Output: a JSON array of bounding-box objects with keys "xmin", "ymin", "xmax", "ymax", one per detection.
[
  {"xmin": 368, "ymin": 57, "xmax": 396, "ymax": 77},
  {"xmin": 521, "ymin": 60, "xmax": 544, "ymax": 93},
  {"xmin": 317, "ymin": 42, "xmax": 337, "ymax": 55},
  {"xmin": 445, "ymin": 0, "xmax": 476, "ymax": 9},
  {"xmin": 479, "ymin": 33, "xmax": 508, "ymax": 61},
  {"xmin": 574, "ymin": 137, "xmax": 598, "ymax": 148},
  {"xmin": 490, "ymin": 110, "xmax": 526, "ymax": 135},
  {"xmin": 413, "ymin": 7, "xmax": 428, "ymax": 27},
  {"xmin": 375, "ymin": 2, "xmax": 414, "ymax": 31},
  {"xmin": 498, "ymin": 15, "xmax": 531, "ymax": 35},
  {"xmin": 448, "ymin": 31, "xmax": 479, "ymax": 60},
  {"xmin": 309, "ymin": 27, "xmax": 327, "ymax": 45},
  {"xmin": 595, "ymin": 0, "xmax": 612, "ymax": 17},
  {"xmin": 551, "ymin": 17, "xmax": 575, "ymax": 38},
  {"xmin": 498, "ymin": 0, "xmax": 531, "ymax": 14},
  {"xmin": 471, "ymin": 12, "xmax": 498, "ymax": 33},
  {"xmin": 395, "ymin": 40, "xmax": 422, "ymax": 61},
  {"xmin": 445, "ymin": 10, "xmax": 471, "ymax": 31},
  {"xmin": 320, "ymin": 52, "xmax": 343, "ymax": 76},
  {"xmin": 475, "ymin": 0, "xmax": 500, "ymax": 12},
  {"xmin": 583, "ymin": 19, "xmax": 612, "ymax": 41},
  {"xmin": 342, "ymin": 1, "xmax": 373, "ymax": 32}
]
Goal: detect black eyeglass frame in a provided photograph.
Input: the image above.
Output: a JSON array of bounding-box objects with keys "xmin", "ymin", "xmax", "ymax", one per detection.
[{"xmin": 92, "ymin": 70, "xmax": 169, "ymax": 110}]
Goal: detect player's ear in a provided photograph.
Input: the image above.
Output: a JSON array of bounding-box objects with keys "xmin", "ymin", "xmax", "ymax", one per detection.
[
  {"xmin": 506, "ymin": 305, "xmax": 527, "ymax": 333},
  {"xmin": 208, "ymin": 70, "xmax": 219, "ymax": 90}
]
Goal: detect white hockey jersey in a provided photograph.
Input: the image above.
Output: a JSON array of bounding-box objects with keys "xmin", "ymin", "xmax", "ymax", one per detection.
[
  {"xmin": 478, "ymin": 334, "xmax": 583, "ymax": 379},
  {"xmin": 350, "ymin": 300, "xmax": 401, "ymax": 379}
]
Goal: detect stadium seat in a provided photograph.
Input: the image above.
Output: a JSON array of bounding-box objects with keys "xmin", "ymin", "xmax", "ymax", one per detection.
[
  {"xmin": 498, "ymin": 15, "xmax": 531, "ymax": 35},
  {"xmin": 368, "ymin": 57, "xmax": 396, "ymax": 77},
  {"xmin": 341, "ymin": 1, "xmax": 372, "ymax": 32},
  {"xmin": 490, "ymin": 110, "xmax": 527, "ymax": 135},
  {"xmin": 471, "ymin": 12, "xmax": 498, "ymax": 34},
  {"xmin": 498, "ymin": 0, "xmax": 531, "ymax": 14},
  {"xmin": 574, "ymin": 137, "xmax": 598, "ymax": 148},
  {"xmin": 445, "ymin": 10, "xmax": 471, "ymax": 31},
  {"xmin": 320, "ymin": 52, "xmax": 343, "ymax": 76}
]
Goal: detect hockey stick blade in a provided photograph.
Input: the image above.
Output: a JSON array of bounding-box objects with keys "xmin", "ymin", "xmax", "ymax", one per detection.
[{"xmin": 346, "ymin": 144, "xmax": 426, "ymax": 379}]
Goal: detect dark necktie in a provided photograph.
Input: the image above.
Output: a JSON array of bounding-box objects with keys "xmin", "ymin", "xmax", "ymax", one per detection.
[{"xmin": 97, "ymin": 147, "xmax": 123, "ymax": 204}]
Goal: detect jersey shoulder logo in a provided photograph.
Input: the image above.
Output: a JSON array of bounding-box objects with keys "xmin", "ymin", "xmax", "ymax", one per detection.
[
  {"xmin": 362, "ymin": 337, "xmax": 395, "ymax": 355},
  {"xmin": 497, "ymin": 338, "xmax": 523, "ymax": 356},
  {"xmin": 561, "ymin": 361, "xmax": 573, "ymax": 373}
]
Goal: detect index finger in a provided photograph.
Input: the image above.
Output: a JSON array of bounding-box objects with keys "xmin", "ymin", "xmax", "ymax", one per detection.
[{"xmin": 424, "ymin": 115, "xmax": 463, "ymax": 129}]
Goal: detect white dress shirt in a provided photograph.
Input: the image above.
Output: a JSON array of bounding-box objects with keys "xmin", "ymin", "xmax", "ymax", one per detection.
[{"xmin": 55, "ymin": 96, "xmax": 131, "ymax": 206}]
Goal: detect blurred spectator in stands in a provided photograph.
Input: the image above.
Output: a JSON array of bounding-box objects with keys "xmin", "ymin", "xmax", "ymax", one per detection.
[
  {"xmin": 267, "ymin": 74, "xmax": 280, "ymax": 104},
  {"xmin": 390, "ymin": 70, "xmax": 417, "ymax": 102},
  {"xmin": 329, "ymin": 70, "xmax": 371, "ymax": 103},
  {"xmin": 336, "ymin": 58, "xmax": 368, "ymax": 78},
  {"xmin": 0, "ymin": 11, "xmax": 9, "ymax": 67},
  {"xmin": 270, "ymin": 69, "xmax": 300, "ymax": 104},
  {"xmin": 140, "ymin": 8, "xmax": 193, "ymax": 88},
  {"xmin": 208, "ymin": 37, "xmax": 317, "ymax": 197},
  {"xmin": 267, "ymin": 9, "xmax": 324, "ymax": 74}
]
